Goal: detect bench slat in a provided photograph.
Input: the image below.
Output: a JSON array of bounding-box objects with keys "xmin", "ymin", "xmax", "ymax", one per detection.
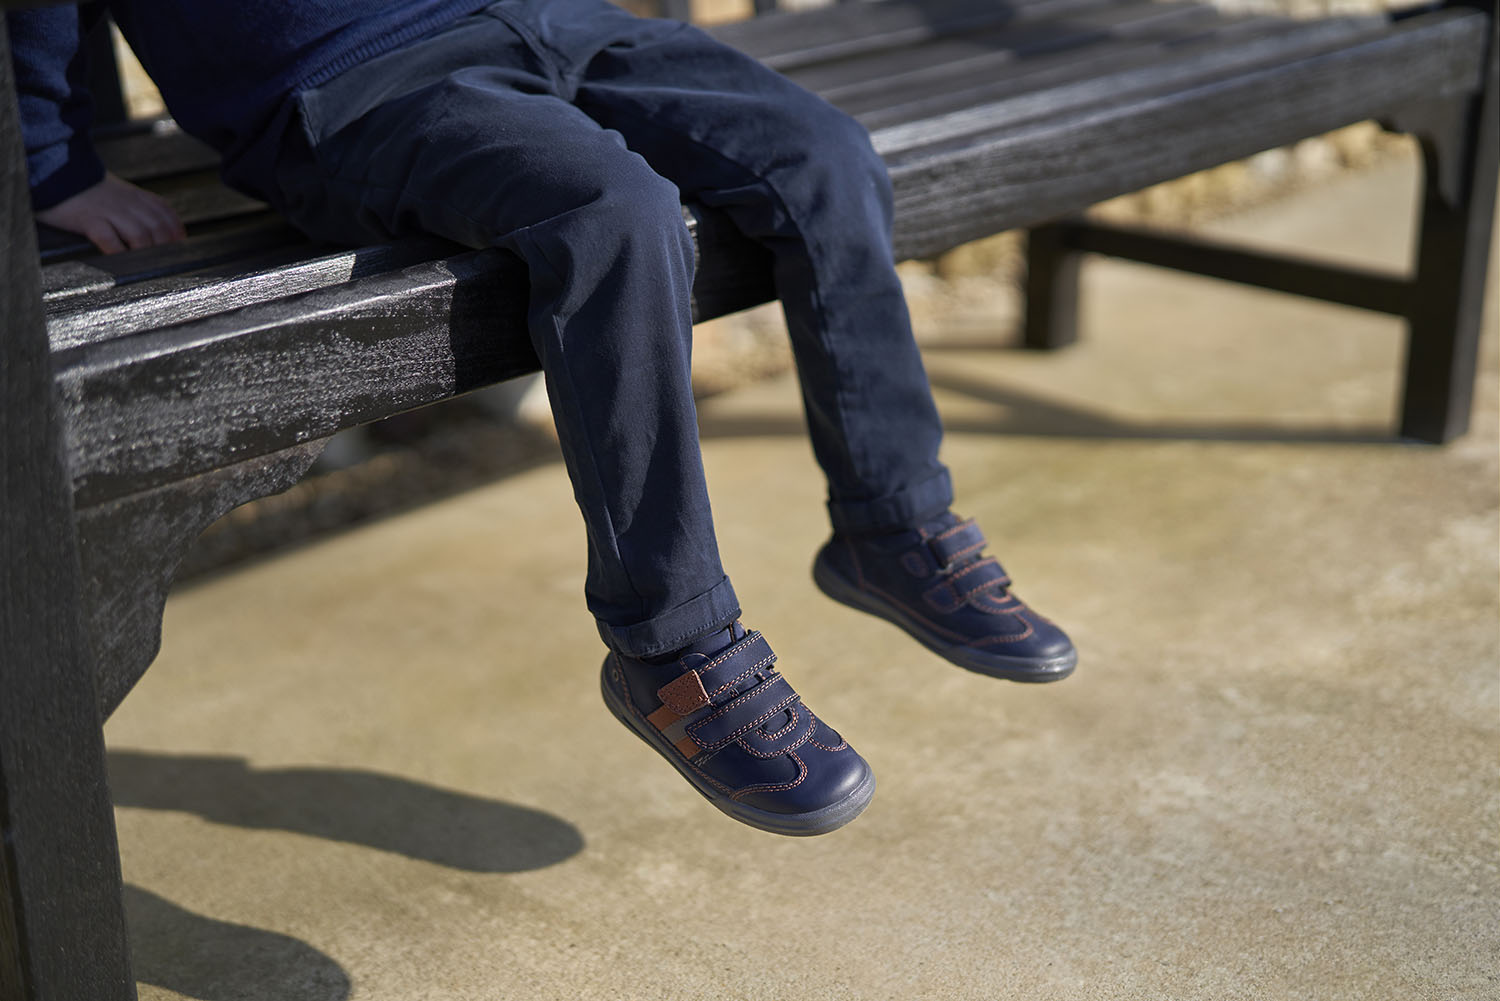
[
  {"xmin": 882, "ymin": 8, "xmax": 1486, "ymax": 259},
  {"xmin": 55, "ymin": 251, "xmax": 535, "ymax": 508},
  {"xmin": 709, "ymin": 0, "xmax": 1111, "ymax": 68},
  {"xmin": 46, "ymin": 237, "xmax": 458, "ymax": 350},
  {"xmin": 53, "ymin": 206, "xmax": 772, "ymax": 507},
  {"xmin": 97, "ymin": 122, "xmax": 220, "ymax": 183},
  {"xmin": 867, "ymin": 13, "xmax": 1391, "ymax": 145},
  {"xmin": 44, "ymin": 206, "xmax": 768, "ymax": 352},
  {"xmin": 785, "ymin": 0, "xmax": 1225, "ymax": 103},
  {"xmin": 844, "ymin": 13, "xmax": 1306, "ymax": 126},
  {"xmin": 41, "ymin": 217, "xmax": 305, "ymax": 300}
]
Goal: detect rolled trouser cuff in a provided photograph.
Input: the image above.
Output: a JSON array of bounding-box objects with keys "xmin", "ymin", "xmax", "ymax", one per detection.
[
  {"xmin": 597, "ymin": 575, "xmax": 742, "ymax": 658},
  {"xmin": 826, "ymin": 467, "xmax": 954, "ymax": 536}
]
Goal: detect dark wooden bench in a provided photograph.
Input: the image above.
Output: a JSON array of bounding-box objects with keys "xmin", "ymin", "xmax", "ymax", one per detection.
[{"xmin": 2, "ymin": 0, "xmax": 1494, "ymax": 996}]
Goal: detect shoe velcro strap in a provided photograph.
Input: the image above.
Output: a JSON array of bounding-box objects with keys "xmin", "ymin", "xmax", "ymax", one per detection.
[
  {"xmin": 736, "ymin": 699, "xmax": 817, "ymax": 758},
  {"xmin": 694, "ymin": 630, "xmax": 777, "ymax": 698},
  {"xmin": 923, "ymin": 557, "xmax": 1010, "ymax": 613},
  {"xmin": 926, "ymin": 519, "xmax": 987, "ymax": 569},
  {"xmin": 686, "ymin": 674, "xmax": 799, "ymax": 750}
]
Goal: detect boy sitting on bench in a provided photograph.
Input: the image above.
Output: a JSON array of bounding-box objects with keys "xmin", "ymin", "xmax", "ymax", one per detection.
[{"xmin": 9, "ymin": 0, "xmax": 1077, "ymax": 836}]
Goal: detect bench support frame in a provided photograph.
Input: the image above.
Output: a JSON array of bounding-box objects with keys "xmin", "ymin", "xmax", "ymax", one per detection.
[
  {"xmin": 0, "ymin": 21, "xmax": 137, "ymax": 1001},
  {"xmin": 1023, "ymin": 27, "xmax": 1499, "ymax": 443},
  {"xmin": 1397, "ymin": 62, "xmax": 1499, "ymax": 442}
]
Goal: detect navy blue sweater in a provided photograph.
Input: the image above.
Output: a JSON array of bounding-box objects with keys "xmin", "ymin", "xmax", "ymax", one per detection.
[{"xmin": 6, "ymin": 1, "xmax": 493, "ymax": 209}]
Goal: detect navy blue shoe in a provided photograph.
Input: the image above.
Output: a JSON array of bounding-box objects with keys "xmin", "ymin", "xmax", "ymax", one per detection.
[
  {"xmin": 601, "ymin": 625, "xmax": 875, "ymax": 836},
  {"xmin": 813, "ymin": 513, "xmax": 1077, "ymax": 682}
]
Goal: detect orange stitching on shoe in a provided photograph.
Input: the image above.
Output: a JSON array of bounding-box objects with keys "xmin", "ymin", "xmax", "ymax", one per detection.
[
  {"xmin": 612, "ymin": 655, "xmax": 734, "ymax": 791},
  {"xmin": 953, "ymin": 559, "xmax": 1007, "ymax": 602},
  {"xmin": 936, "ymin": 516, "xmax": 972, "ymax": 540},
  {"xmin": 702, "ymin": 631, "xmax": 769, "ymax": 672},
  {"xmin": 730, "ymin": 750, "xmax": 808, "ymax": 800},
  {"xmin": 693, "ymin": 673, "xmax": 789, "ymax": 730},
  {"xmin": 870, "ymin": 579, "xmax": 1033, "ymax": 645},
  {"xmin": 762, "ymin": 704, "xmax": 799, "ymax": 740},
  {"xmin": 972, "ymin": 620, "xmax": 1034, "ymax": 644},
  {"xmin": 736, "ymin": 728, "xmax": 815, "ymax": 759},
  {"xmin": 707, "ymin": 656, "xmax": 774, "ymax": 698},
  {"xmin": 691, "ymin": 693, "xmax": 801, "ymax": 749},
  {"xmin": 806, "ymin": 722, "xmax": 848, "ymax": 753},
  {"xmin": 688, "ymin": 759, "xmax": 735, "ymax": 795},
  {"xmin": 735, "ymin": 708, "xmax": 816, "ymax": 759}
]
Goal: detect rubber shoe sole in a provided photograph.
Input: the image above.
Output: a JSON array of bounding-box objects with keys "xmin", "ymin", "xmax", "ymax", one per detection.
[
  {"xmin": 813, "ymin": 551, "xmax": 1077, "ymax": 683},
  {"xmin": 600, "ymin": 660, "xmax": 876, "ymax": 837}
]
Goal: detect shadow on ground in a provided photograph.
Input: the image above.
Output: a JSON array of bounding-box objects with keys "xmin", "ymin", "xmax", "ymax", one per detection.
[
  {"xmin": 127, "ymin": 885, "xmax": 351, "ymax": 1001},
  {"xmin": 702, "ymin": 365, "xmax": 1397, "ymax": 444},
  {"xmin": 109, "ymin": 750, "xmax": 584, "ymax": 873}
]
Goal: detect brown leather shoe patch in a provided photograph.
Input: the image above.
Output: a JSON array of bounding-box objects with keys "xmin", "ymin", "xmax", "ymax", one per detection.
[{"xmin": 658, "ymin": 670, "xmax": 711, "ymax": 715}]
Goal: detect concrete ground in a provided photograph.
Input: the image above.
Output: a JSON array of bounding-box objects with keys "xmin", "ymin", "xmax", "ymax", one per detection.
[{"xmin": 106, "ymin": 153, "xmax": 1498, "ymax": 1001}]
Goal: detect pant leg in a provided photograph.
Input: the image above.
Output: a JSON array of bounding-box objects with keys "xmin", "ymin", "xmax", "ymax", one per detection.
[
  {"xmin": 264, "ymin": 12, "xmax": 740, "ymax": 657},
  {"xmin": 518, "ymin": 0, "xmax": 954, "ymax": 535}
]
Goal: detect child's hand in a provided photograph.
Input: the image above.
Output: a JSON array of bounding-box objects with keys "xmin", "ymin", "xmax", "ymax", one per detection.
[{"xmin": 36, "ymin": 172, "xmax": 187, "ymax": 254}]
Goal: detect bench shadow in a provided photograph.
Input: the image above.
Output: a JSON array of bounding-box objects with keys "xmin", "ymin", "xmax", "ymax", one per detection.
[
  {"xmin": 126, "ymin": 885, "xmax": 351, "ymax": 1001},
  {"xmin": 108, "ymin": 749, "xmax": 584, "ymax": 873},
  {"xmin": 694, "ymin": 366, "xmax": 1396, "ymax": 445},
  {"xmin": 922, "ymin": 368, "xmax": 1397, "ymax": 443}
]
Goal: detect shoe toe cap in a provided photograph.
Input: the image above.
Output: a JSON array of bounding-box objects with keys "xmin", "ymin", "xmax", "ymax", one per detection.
[
  {"xmin": 735, "ymin": 743, "xmax": 871, "ymax": 817},
  {"xmin": 1018, "ymin": 615, "xmax": 1075, "ymax": 660}
]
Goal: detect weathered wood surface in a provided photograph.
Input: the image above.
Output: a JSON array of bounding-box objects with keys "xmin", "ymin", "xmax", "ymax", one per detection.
[
  {"xmin": 97, "ymin": 121, "xmax": 218, "ymax": 182},
  {"xmin": 0, "ymin": 19, "xmax": 137, "ymax": 1001},
  {"xmin": 852, "ymin": 14, "xmax": 1385, "ymax": 134},
  {"xmin": 34, "ymin": 5, "xmax": 1487, "ymax": 511},
  {"xmin": 40, "ymin": 217, "xmax": 301, "ymax": 298},
  {"xmin": 782, "ymin": 0, "xmax": 1229, "ymax": 104},
  {"xmin": 80, "ymin": 443, "xmax": 328, "ymax": 719},
  {"xmin": 56, "ymin": 250, "xmax": 535, "ymax": 507},
  {"xmin": 48, "ymin": 236, "xmax": 458, "ymax": 350},
  {"xmin": 715, "ymin": 0, "xmax": 1111, "ymax": 69},
  {"xmin": 880, "ymin": 9, "xmax": 1488, "ymax": 258}
]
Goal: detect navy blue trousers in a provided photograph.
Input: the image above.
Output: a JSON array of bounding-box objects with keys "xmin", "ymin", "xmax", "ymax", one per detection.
[{"xmin": 248, "ymin": 0, "xmax": 953, "ymax": 656}]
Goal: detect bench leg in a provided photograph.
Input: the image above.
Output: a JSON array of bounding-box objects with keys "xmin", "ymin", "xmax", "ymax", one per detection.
[
  {"xmin": 0, "ymin": 692, "xmax": 136, "ymax": 1001},
  {"xmin": 1397, "ymin": 50, "xmax": 1498, "ymax": 443},
  {"xmin": 2, "ymin": 21, "xmax": 137, "ymax": 999},
  {"xmin": 1022, "ymin": 222, "xmax": 1082, "ymax": 350}
]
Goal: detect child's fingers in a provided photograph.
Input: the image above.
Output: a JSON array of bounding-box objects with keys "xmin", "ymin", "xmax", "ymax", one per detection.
[
  {"xmin": 114, "ymin": 197, "xmax": 186, "ymax": 250},
  {"xmin": 140, "ymin": 189, "xmax": 187, "ymax": 242},
  {"xmin": 111, "ymin": 206, "xmax": 159, "ymax": 251},
  {"xmin": 36, "ymin": 175, "xmax": 179, "ymax": 253},
  {"xmin": 141, "ymin": 202, "xmax": 184, "ymax": 246},
  {"xmin": 83, "ymin": 220, "xmax": 127, "ymax": 255}
]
